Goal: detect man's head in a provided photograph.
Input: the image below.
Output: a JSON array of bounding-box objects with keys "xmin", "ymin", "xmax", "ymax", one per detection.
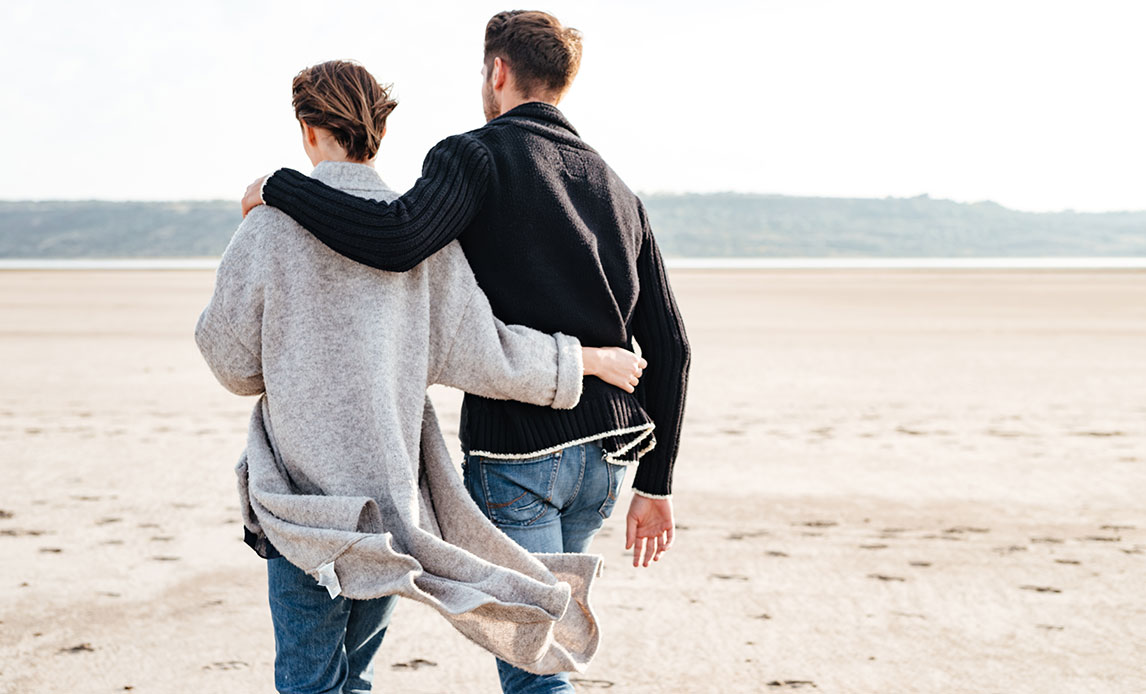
[{"xmin": 482, "ymin": 10, "xmax": 582, "ymax": 121}]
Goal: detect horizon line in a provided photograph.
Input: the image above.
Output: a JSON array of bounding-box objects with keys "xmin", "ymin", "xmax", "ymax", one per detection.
[
  {"xmin": 3, "ymin": 257, "xmax": 1145, "ymax": 271},
  {"xmin": 1, "ymin": 194, "xmax": 1144, "ymax": 216}
]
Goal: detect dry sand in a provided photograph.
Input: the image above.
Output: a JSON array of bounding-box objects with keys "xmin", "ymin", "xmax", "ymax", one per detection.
[{"xmin": 1, "ymin": 269, "xmax": 1143, "ymax": 694}]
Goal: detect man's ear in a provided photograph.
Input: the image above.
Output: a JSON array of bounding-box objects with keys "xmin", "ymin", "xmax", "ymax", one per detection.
[{"xmin": 491, "ymin": 56, "xmax": 508, "ymax": 90}]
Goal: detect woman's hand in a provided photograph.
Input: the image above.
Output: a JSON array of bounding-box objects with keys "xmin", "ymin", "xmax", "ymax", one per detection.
[
  {"xmin": 582, "ymin": 346, "xmax": 647, "ymax": 393},
  {"xmin": 241, "ymin": 174, "xmax": 269, "ymax": 217}
]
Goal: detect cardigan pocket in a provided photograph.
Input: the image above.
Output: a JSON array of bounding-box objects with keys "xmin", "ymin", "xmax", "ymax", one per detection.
[{"xmin": 469, "ymin": 450, "xmax": 563, "ymax": 528}]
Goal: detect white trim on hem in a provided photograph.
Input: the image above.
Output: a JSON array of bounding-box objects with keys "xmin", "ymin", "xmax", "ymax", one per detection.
[
  {"xmin": 632, "ymin": 489, "xmax": 672, "ymax": 500},
  {"xmin": 467, "ymin": 422, "xmax": 656, "ymax": 464}
]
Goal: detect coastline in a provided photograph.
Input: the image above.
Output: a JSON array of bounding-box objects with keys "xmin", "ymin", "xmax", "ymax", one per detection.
[{"xmin": 2, "ymin": 257, "xmax": 1146, "ymax": 271}]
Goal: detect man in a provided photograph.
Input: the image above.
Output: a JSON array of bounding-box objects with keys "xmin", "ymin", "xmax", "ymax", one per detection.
[{"xmin": 242, "ymin": 11, "xmax": 690, "ymax": 693}]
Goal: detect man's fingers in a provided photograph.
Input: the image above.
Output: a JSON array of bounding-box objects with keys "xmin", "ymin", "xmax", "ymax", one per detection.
[
  {"xmin": 632, "ymin": 537, "xmax": 644, "ymax": 567},
  {"xmin": 664, "ymin": 524, "xmax": 675, "ymax": 549},
  {"xmin": 638, "ymin": 357, "xmax": 648, "ymax": 369},
  {"xmin": 642, "ymin": 534, "xmax": 656, "ymax": 567},
  {"xmin": 625, "ymin": 514, "xmax": 637, "ymax": 550}
]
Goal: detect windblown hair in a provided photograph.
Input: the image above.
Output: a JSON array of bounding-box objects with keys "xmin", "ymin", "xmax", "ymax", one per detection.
[
  {"xmin": 291, "ymin": 60, "xmax": 397, "ymax": 162},
  {"xmin": 484, "ymin": 11, "xmax": 582, "ymax": 98}
]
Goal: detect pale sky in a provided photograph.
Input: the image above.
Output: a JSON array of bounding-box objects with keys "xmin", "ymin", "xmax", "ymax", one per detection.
[{"xmin": 2, "ymin": 0, "xmax": 1144, "ymax": 212}]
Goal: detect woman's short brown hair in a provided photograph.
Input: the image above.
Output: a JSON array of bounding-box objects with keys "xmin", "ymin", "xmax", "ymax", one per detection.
[
  {"xmin": 484, "ymin": 11, "xmax": 582, "ymax": 98},
  {"xmin": 292, "ymin": 60, "xmax": 397, "ymax": 162}
]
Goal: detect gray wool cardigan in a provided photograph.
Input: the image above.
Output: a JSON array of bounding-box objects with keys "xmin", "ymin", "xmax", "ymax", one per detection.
[{"xmin": 195, "ymin": 162, "xmax": 603, "ymax": 674}]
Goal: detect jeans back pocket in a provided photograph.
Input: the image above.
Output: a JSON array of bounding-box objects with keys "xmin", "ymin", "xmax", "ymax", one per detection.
[{"xmin": 469, "ymin": 450, "xmax": 563, "ymax": 528}]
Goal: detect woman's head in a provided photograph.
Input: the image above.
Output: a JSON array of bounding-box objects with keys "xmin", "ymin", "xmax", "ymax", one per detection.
[{"xmin": 291, "ymin": 60, "xmax": 397, "ymax": 164}]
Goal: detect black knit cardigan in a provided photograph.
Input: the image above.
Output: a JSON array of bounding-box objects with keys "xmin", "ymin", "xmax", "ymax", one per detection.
[{"xmin": 261, "ymin": 103, "xmax": 690, "ymax": 497}]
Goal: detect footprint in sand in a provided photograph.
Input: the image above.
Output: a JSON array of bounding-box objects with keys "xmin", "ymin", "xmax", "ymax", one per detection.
[
  {"xmin": 727, "ymin": 530, "xmax": 769, "ymax": 541},
  {"xmin": 39, "ymin": 547, "xmax": 63, "ymax": 553},
  {"xmin": 1020, "ymin": 585, "xmax": 1062, "ymax": 594},
  {"xmin": 150, "ymin": 555, "xmax": 180, "ymax": 562},
  {"xmin": 202, "ymin": 661, "xmax": 249, "ymax": 671},
  {"xmin": 59, "ymin": 643, "xmax": 95, "ymax": 654},
  {"xmin": 799, "ymin": 521, "xmax": 837, "ymax": 529},
  {"xmin": 0, "ymin": 509, "xmax": 12, "ymax": 520},
  {"xmin": 1100, "ymin": 524, "xmax": 1135, "ymax": 531},
  {"xmin": 96, "ymin": 517, "xmax": 122, "ymax": 525},
  {"xmin": 754, "ymin": 613, "xmax": 773, "ymax": 620},
  {"xmin": 767, "ymin": 680, "xmax": 818, "ymax": 689},
  {"xmin": 1037, "ymin": 624, "xmax": 1065, "ymax": 631},
  {"xmin": 1031, "ymin": 537, "xmax": 1064, "ymax": 544},
  {"xmin": 868, "ymin": 574, "xmax": 906, "ymax": 582},
  {"xmin": 765, "ymin": 550, "xmax": 789, "ymax": 558},
  {"xmin": 1, "ymin": 528, "xmax": 48, "ymax": 537},
  {"xmin": 1054, "ymin": 559, "xmax": 1081, "ymax": 565},
  {"xmin": 711, "ymin": 574, "xmax": 750, "ymax": 582},
  {"xmin": 391, "ymin": 658, "xmax": 437, "ymax": 670},
  {"xmin": 570, "ymin": 678, "xmax": 615, "ymax": 689},
  {"xmin": 1080, "ymin": 535, "xmax": 1120, "ymax": 543},
  {"xmin": 944, "ymin": 526, "xmax": 990, "ymax": 535},
  {"xmin": 909, "ymin": 561, "xmax": 932, "ymax": 567},
  {"xmin": 859, "ymin": 544, "xmax": 888, "ymax": 550}
]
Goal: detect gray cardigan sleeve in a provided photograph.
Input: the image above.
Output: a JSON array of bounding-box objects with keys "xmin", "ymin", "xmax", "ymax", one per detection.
[
  {"xmin": 426, "ymin": 244, "xmax": 582, "ymax": 409},
  {"xmin": 194, "ymin": 216, "xmax": 267, "ymax": 396},
  {"xmin": 432, "ymin": 286, "xmax": 583, "ymax": 410}
]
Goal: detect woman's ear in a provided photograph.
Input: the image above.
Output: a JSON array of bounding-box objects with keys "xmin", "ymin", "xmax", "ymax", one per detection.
[{"xmin": 301, "ymin": 122, "xmax": 320, "ymax": 147}]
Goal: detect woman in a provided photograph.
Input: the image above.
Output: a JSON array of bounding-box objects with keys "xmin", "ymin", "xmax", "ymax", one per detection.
[{"xmin": 195, "ymin": 60, "xmax": 644, "ymax": 694}]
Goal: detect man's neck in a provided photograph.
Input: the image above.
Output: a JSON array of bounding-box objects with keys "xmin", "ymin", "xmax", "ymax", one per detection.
[{"xmin": 499, "ymin": 93, "xmax": 559, "ymax": 117}]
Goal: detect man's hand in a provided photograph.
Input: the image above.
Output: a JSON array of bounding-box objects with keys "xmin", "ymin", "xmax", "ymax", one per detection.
[
  {"xmin": 625, "ymin": 495, "xmax": 674, "ymax": 567},
  {"xmin": 241, "ymin": 175, "xmax": 270, "ymax": 217},
  {"xmin": 583, "ymin": 346, "xmax": 647, "ymax": 394}
]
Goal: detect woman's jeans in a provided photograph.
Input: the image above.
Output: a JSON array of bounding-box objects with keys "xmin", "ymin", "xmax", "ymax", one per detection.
[
  {"xmin": 266, "ymin": 555, "xmax": 398, "ymax": 694},
  {"xmin": 464, "ymin": 441, "xmax": 628, "ymax": 694}
]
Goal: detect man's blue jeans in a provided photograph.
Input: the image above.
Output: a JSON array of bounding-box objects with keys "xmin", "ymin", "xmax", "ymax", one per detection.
[
  {"xmin": 464, "ymin": 441, "xmax": 628, "ymax": 694},
  {"xmin": 266, "ymin": 555, "xmax": 398, "ymax": 694}
]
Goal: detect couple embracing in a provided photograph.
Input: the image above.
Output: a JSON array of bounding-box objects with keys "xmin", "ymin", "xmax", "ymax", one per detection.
[{"xmin": 196, "ymin": 10, "xmax": 689, "ymax": 694}]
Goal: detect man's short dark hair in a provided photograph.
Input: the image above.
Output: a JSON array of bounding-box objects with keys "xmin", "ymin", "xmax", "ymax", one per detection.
[{"xmin": 484, "ymin": 10, "xmax": 582, "ymax": 98}]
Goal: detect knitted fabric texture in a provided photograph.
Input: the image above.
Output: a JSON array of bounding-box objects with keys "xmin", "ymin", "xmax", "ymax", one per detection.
[{"xmin": 196, "ymin": 161, "xmax": 601, "ymax": 674}]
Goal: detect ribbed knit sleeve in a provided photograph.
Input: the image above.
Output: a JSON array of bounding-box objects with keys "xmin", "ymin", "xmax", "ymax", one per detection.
[
  {"xmin": 629, "ymin": 208, "xmax": 691, "ymax": 497},
  {"xmin": 260, "ymin": 134, "xmax": 493, "ymax": 272}
]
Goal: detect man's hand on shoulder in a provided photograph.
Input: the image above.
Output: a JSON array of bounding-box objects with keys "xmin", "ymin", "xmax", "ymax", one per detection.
[
  {"xmin": 242, "ymin": 174, "xmax": 270, "ymax": 217},
  {"xmin": 625, "ymin": 494, "xmax": 674, "ymax": 567}
]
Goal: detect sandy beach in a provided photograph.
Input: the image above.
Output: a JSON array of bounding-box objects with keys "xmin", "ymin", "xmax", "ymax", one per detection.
[{"xmin": 1, "ymin": 268, "xmax": 1143, "ymax": 694}]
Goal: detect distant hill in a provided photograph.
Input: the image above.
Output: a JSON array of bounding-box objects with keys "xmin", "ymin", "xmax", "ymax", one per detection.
[{"xmin": 1, "ymin": 194, "xmax": 1143, "ymax": 258}]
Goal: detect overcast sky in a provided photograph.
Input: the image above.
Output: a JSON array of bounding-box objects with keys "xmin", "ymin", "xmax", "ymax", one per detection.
[{"xmin": 2, "ymin": 0, "xmax": 1143, "ymax": 212}]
